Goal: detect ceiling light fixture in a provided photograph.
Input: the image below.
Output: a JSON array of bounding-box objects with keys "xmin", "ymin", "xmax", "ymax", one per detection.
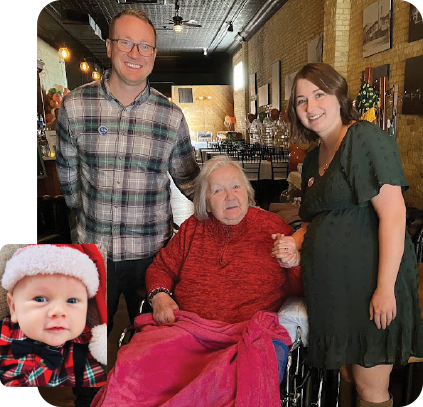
[
  {"xmin": 92, "ymin": 70, "xmax": 101, "ymax": 80},
  {"xmin": 80, "ymin": 60, "xmax": 90, "ymax": 72},
  {"xmin": 173, "ymin": 15, "xmax": 183, "ymax": 33},
  {"xmin": 228, "ymin": 22, "xmax": 234, "ymax": 32},
  {"xmin": 203, "ymin": 48, "xmax": 207, "ymax": 56},
  {"xmin": 173, "ymin": 23, "xmax": 183, "ymax": 33},
  {"xmin": 58, "ymin": 46, "xmax": 70, "ymax": 60}
]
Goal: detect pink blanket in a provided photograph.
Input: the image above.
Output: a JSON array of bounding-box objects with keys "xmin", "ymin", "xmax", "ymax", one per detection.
[{"xmin": 92, "ymin": 310, "xmax": 291, "ymax": 407}]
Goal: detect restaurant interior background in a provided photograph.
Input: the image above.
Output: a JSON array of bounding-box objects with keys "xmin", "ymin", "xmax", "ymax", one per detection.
[{"xmin": 37, "ymin": 0, "xmax": 422, "ymax": 209}]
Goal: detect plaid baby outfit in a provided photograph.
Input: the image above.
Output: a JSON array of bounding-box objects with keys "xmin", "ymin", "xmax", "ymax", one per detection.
[
  {"xmin": 56, "ymin": 70, "xmax": 199, "ymax": 261},
  {"xmin": 0, "ymin": 318, "xmax": 106, "ymax": 387}
]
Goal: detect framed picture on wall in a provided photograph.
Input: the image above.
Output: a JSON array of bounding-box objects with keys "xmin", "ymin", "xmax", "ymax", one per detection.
[
  {"xmin": 408, "ymin": 4, "xmax": 423, "ymax": 42},
  {"xmin": 271, "ymin": 61, "xmax": 281, "ymax": 110},
  {"xmin": 249, "ymin": 73, "xmax": 257, "ymax": 98},
  {"xmin": 402, "ymin": 55, "xmax": 423, "ymax": 115},
  {"xmin": 361, "ymin": 64, "xmax": 390, "ymax": 90},
  {"xmin": 284, "ymin": 71, "xmax": 297, "ymax": 101},
  {"xmin": 258, "ymin": 84, "xmax": 269, "ymax": 107},
  {"xmin": 363, "ymin": 0, "xmax": 392, "ymax": 58},
  {"xmin": 307, "ymin": 34, "xmax": 324, "ymax": 63},
  {"xmin": 250, "ymin": 100, "xmax": 257, "ymax": 115}
]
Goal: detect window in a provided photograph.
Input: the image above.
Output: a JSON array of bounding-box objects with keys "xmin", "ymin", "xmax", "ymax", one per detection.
[
  {"xmin": 234, "ymin": 62, "xmax": 244, "ymax": 90},
  {"xmin": 178, "ymin": 88, "xmax": 193, "ymax": 103}
]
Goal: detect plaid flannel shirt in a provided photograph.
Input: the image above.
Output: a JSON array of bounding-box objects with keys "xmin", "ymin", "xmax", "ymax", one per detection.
[
  {"xmin": 56, "ymin": 70, "xmax": 200, "ymax": 261},
  {"xmin": 0, "ymin": 318, "xmax": 106, "ymax": 387}
]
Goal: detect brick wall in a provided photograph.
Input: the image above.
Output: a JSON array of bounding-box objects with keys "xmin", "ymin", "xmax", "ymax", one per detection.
[
  {"xmin": 348, "ymin": 0, "xmax": 423, "ymax": 209},
  {"xmin": 234, "ymin": 0, "xmax": 423, "ymax": 209}
]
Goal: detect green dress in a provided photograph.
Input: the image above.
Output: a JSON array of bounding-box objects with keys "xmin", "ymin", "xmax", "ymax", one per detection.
[{"xmin": 299, "ymin": 121, "xmax": 423, "ymax": 369}]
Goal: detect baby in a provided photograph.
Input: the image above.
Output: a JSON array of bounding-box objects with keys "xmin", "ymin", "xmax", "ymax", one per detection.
[{"xmin": 0, "ymin": 244, "xmax": 107, "ymax": 387}]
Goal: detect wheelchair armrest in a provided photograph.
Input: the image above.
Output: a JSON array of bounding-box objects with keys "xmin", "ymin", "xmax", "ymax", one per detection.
[
  {"xmin": 118, "ymin": 325, "xmax": 136, "ymax": 349},
  {"xmin": 278, "ymin": 297, "xmax": 309, "ymax": 347}
]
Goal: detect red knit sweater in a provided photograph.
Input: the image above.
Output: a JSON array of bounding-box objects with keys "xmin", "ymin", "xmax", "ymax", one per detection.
[{"xmin": 146, "ymin": 207, "xmax": 303, "ymax": 324}]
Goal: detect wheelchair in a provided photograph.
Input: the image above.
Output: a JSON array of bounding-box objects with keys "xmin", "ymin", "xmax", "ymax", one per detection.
[
  {"xmin": 117, "ymin": 297, "xmax": 338, "ymax": 407},
  {"xmin": 278, "ymin": 297, "xmax": 340, "ymax": 407}
]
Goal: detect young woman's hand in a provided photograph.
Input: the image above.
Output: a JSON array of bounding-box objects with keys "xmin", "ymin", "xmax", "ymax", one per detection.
[
  {"xmin": 369, "ymin": 287, "xmax": 397, "ymax": 329},
  {"xmin": 271, "ymin": 234, "xmax": 300, "ymax": 268}
]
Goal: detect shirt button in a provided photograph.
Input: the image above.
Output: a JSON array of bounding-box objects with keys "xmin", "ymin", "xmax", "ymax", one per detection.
[{"xmin": 116, "ymin": 180, "xmax": 120, "ymax": 184}]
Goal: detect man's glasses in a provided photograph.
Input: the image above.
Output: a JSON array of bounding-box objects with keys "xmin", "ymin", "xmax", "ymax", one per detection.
[{"xmin": 110, "ymin": 39, "xmax": 156, "ymax": 57}]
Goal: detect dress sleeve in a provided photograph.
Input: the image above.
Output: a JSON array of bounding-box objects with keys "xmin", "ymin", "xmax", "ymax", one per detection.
[{"xmin": 339, "ymin": 121, "xmax": 408, "ymax": 205}]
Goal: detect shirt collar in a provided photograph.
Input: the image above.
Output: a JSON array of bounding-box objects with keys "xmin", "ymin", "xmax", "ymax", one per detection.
[{"xmin": 101, "ymin": 69, "xmax": 151, "ymax": 106}]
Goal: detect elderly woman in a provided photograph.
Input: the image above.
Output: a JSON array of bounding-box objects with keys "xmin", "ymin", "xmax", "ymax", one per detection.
[{"xmin": 93, "ymin": 156, "xmax": 302, "ymax": 407}]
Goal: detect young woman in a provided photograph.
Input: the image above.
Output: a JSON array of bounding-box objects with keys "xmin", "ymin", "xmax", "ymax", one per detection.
[{"xmin": 273, "ymin": 62, "xmax": 423, "ymax": 407}]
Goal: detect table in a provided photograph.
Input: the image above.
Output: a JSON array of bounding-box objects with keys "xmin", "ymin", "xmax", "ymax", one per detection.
[
  {"xmin": 192, "ymin": 142, "xmax": 209, "ymax": 160},
  {"xmin": 287, "ymin": 171, "xmax": 301, "ymax": 190},
  {"xmin": 245, "ymin": 161, "xmax": 272, "ymax": 181}
]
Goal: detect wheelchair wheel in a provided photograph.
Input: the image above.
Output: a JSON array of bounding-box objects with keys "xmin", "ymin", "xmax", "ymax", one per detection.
[{"xmin": 308, "ymin": 368, "xmax": 339, "ymax": 407}]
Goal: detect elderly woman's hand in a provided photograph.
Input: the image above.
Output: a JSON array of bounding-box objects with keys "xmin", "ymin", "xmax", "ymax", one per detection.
[
  {"xmin": 271, "ymin": 234, "xmax": 300, "ymax": 268},
  {"xmin": 151, "ymin": 292, "xmax": 180, "ymax": 325}
]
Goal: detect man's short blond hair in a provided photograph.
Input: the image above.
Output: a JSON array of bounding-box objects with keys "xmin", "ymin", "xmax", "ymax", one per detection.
[{"xmin": 109, "ymin": 9, "xmax": 156, "ymax": 44}]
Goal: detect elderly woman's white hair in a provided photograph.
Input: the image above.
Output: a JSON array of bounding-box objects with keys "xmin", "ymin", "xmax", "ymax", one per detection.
[{"xmin": 194, "ymin": 155, "xmax": 256, "ymax": 220}]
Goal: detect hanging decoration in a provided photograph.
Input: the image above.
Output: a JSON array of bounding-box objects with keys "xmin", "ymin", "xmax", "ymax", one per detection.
[{"xmin": 355, "ymin": 80, "xmax": 379, "ymax": 122}]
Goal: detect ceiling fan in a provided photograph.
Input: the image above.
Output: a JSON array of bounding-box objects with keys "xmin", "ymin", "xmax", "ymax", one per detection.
[{"xmin": 167, "ymin": 0, "xmax": 202, "ymax": 33}]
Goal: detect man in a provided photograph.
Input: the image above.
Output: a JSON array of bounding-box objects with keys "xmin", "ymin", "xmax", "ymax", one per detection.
[{"xmin": 56, "ymin": 9, "xmax": 200, "ymax": 337}]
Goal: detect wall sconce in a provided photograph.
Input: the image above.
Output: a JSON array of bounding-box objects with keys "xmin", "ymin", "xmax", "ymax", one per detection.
[
  {"xmin": 203, "ymin": 48, "xmax": 207, "ymax": 56},
  {"xmin": 58, "ymin": 46, "xmax": 70, "ymax": 60},
  {"xmin": 198, "ymin": 96, "xmax": 212, "ymax": 100},
  {"xmin": 92, "ymin": 70, "xmax": 101, "ymax": 80}
]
